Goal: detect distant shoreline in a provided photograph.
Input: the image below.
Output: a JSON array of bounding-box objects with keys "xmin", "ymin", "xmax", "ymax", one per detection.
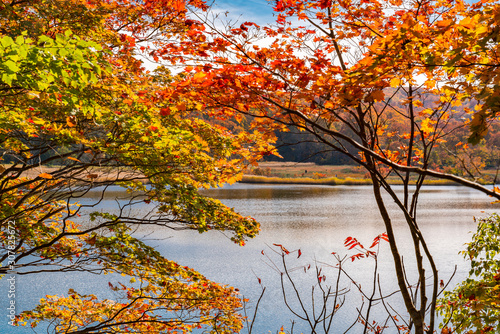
[
  {"xmin": 240, "ymin": 162, "xmax": 476, "ymax": 186},
  {"xmin": 240, "ymin": 174, "xmax": 458, "ymax": 186},
  {"xmin": 4, "ymin": 162, "xmax": 491, "ymax": 187}
]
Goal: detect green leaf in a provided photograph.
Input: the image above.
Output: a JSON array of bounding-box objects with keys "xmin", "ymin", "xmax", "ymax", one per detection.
[
  {"xmin": 3, "ymin": 60, "xmax": 20, "ymax": 73},
  {"xmin": 59, "ymin": 48, "xmax": 69, "ymax": 58},
  {"xmin": 0, "ymin": 36, "xmax": 14, "ymax": 48},
  {"xmin": 2, "ymin": 72, "xmax": 14, "ymax": 86},
  {"xmin": 15, "ymin": 35, "xmax": 25, "ymax": 45}
]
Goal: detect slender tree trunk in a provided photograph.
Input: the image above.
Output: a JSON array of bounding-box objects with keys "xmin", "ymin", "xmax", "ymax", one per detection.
[{"xmin": 370, "ymin": 175, "xmax": 424, "ymax": 334}]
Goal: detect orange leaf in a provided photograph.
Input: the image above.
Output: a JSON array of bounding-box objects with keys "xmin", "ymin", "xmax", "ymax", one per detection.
[
  {"xmin": 273, "ymin": 243, "xmax": 290, "ymax": 254},
  {"xmin": 193, "ymin": 72, "xmax": 207, "ymax": 81},
  {"xmin": 66, "ymin": 116, "xmax": 76, "ymax": 127},
  {"xmin": 371, "ymin": 90, "xmax": 385, "ymax": 101},
  {"xmin": 38, "ymin": 173, "xmax": 53, "ymax": 179},
  {"xmin": 436, "ymin": 19, "xmax": 453, "ymax": 28},
  {"xmin": 173, "ymin": 0, "xmax": 185, "ymax": 12}
]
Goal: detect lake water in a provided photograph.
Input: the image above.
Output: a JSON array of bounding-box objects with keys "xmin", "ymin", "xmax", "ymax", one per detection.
[{"xmin": 2, "ymin": 184, "xmax": 499, "ymax": 333}]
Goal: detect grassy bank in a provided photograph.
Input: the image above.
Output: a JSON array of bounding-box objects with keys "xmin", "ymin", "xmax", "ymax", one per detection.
[
  {"xmin": 240, "ymin": 174, "xmax": 458, "ymax": 186},
  {"xmin": 241, "ymin": 175, "xmax": 372, "ymax": 185},
  {"xmin": 241, "ymin": 162, "xmax": 477, "ymax": 186}
]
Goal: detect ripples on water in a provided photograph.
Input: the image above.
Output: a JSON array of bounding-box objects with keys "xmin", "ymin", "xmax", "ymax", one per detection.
[{"xmin": 2, "ymin": 184, "xmax": 498, "ymax": 333}]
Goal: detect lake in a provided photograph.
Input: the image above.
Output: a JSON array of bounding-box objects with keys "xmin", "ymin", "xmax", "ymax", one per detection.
[{"xmin": 1, "ymin": 184, "xmax": 499, "ymax": 333}]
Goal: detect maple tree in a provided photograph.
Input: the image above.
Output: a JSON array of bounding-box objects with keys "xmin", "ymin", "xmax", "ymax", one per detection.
[
  {"xmin": 419, "ymin": 0, "xmax": 500, "ymax": 145},
  {"xmin": 162, "ymin": 0, "xmax": 500, "ymax": 332},
  {"xmin": 0, "ymin": 0, "xmax": 276, "ymax": 332}
]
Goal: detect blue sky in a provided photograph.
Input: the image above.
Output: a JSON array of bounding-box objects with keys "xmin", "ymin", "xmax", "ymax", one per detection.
[
  {"xmin": 209, "ymin": 0, "xmax": 480, "ymax": 26},
  {"xmin": 209, "ymin": 0, "xmax": 277, "ymax": 25}
]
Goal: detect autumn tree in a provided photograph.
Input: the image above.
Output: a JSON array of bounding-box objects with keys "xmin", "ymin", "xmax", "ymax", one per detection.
[
  {"xmin": 0, "ymin": 0, "xmax": 276, "ymax": 332},
  {"xmin": 419, "ymin": 0, "xmax": 500, "ymax": 145},
  {"xmin": 159, "ymin": 0, "xmax": 500, "ymax": 332}
]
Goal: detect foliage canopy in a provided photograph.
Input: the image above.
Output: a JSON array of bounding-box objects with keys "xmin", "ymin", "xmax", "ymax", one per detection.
[{"xmin": 0, "ymin": 0, "xmax": 273, "ymax": 332}]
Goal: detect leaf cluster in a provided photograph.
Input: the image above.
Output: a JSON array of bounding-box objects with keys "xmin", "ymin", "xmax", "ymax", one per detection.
[{"xmin": 438, "ymin": 214, "xmax": 500, "ymax": 334}]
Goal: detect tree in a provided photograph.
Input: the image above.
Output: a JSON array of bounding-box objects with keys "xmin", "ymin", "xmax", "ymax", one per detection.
[
  {"xmin": 163, "ymin": 0, "xmax": 500, "ymax": 332},
  {"xmin": 418, "ymin": 0, "xmax": 500, "ymax": 145},
  {"xmin": 438, "ymin": 213, "xmax": 500, "ymax": 334},
  {"xmin": 0, "ymin": 0, "xmax": 274, "ymax": 332}
]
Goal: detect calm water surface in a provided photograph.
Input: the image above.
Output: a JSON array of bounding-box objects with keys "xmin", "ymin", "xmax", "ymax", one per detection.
[{"xmin": 2, "ymin": 184, "xmax": 498, "ymax": 333}]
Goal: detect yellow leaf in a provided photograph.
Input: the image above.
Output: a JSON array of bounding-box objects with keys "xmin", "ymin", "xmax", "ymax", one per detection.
[
  {"xmin": 39, "ymin": 173, "xmax": 53, "ymax": 179},
  {"xmin": 421, "ymin": 118, "xmax": 435, "ymax": 134},
  {"xmin": 413, "ymin": 100, "xmax": 423, "ymax": 107},
  {"xmin": 390, "ymin": 77, "xmax": 401, "ymax": 88},
  {"xmin": 459, "ymin": 17, "xmax": 475, "ymax": 30},
  {"xmin": 475, "ymin": 25, "xmax": 489, "ymax": 36},
  {"xmin": 32, "ymin": 117, "xmax": 45, "ymax": 125}
]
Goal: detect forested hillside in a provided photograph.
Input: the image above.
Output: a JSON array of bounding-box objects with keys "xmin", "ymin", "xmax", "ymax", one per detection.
[{"xmin": 267, "ymin": 88, "xmax": 499, "ymax": 180}]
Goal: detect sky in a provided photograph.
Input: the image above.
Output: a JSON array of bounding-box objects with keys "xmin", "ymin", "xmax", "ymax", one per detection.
[{"xmin": 207, "ymin": 0, "xmax": 277, "ymax": 25}]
